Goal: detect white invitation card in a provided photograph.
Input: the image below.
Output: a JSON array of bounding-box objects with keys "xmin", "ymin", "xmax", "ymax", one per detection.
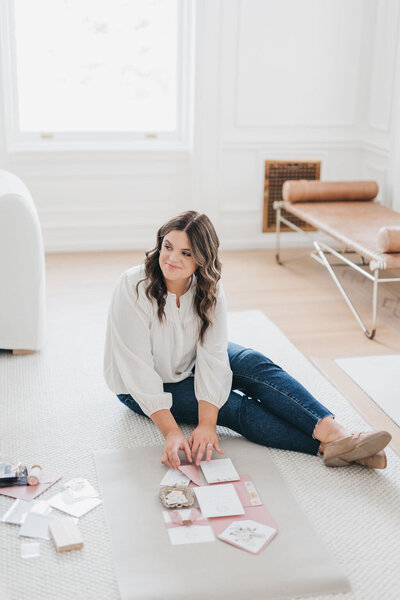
[
  {"xmin": 199, "ymin": 458, "xmax": 240, "ymax": 484},
  {"xmin": 194, "ymin": 483, "xmax": 245, "ymax": 518}
]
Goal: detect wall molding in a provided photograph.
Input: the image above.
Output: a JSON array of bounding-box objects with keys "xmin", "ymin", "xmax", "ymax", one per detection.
[
  {"xmin": 42, "ymin": 228, "xmax": 312, "ymax": 254},
  {"xmin": 225, "ymin": 0, "xmax": 363, "ymax": 132}
]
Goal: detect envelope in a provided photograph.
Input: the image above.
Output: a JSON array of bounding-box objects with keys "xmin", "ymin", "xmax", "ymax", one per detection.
[
  {"xmin": 209, "ymin": 505, "xmax": 278, "ymax": 555},
  {"xmin": 177, "ymin": 465, "xmax": 201, "ymax": 486},
  {"xmin": 209, "ymin": 475, "xmax": 278, "ymax": 555}
]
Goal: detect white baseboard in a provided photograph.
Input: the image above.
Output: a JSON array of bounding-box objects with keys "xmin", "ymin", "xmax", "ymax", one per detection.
[{"xmin": 43, "ymin": 229, "xmax": 319, "ymax": 253}]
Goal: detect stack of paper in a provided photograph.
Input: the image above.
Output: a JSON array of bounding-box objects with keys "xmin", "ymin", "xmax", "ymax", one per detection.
[{"xmin": 1, "ymin": 476, "xmax": 102, "ymax": 558}]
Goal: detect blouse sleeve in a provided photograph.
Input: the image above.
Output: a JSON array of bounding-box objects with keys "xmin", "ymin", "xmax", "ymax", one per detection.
[
  {"xmin": 194, "ymin": 281, "xmax": 233, "ymax": 409},
  {"xmin": 106, "ymin": 273, "xmax": 172, "ymax": 417}
]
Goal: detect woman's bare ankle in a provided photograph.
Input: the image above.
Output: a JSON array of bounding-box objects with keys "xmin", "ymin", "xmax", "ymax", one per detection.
[{"xmin": 313, "ymin": 416, "xmax": 350, "ymax": 447}]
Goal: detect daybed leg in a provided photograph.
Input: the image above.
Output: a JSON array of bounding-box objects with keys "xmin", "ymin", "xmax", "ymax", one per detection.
[
  {"xmin": 364, "ymin": 269, "xmax": 379, "ymax": 339},
  {"xmin": 313, "ymin": 241, "xmax": 378, "ymax": 339},
  {"xmin": 275, "ymin": 205, "xmax": 282, "ymax": 265}
]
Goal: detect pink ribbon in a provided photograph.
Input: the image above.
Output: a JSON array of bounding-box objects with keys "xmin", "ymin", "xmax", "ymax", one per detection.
[{"xmin": 166, "ymin": 508, "xmax": 209, "ymax": 528}]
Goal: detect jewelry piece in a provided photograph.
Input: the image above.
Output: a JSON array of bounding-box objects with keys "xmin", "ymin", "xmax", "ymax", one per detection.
[
  {"xmin": 206, "ymin": 443, "xmax": 213, "ymax": 448},
  {"xmin": 159, "ymin": 485, "xmax": 195, "ymax": 509}
]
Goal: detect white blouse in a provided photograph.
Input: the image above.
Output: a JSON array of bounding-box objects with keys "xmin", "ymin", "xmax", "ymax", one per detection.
[{"xmin": 103, "ymin": 264, "xmax": 233, "ymax": 417}]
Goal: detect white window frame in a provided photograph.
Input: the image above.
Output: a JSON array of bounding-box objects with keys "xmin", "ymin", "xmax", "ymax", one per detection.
[{"xmin": 0, "ymin": 0, "xmax": 194, "ymax": 152}]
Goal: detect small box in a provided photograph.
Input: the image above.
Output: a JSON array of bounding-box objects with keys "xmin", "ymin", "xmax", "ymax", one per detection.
[{"xmin": 49, "ymin": 518, "xmax": 84, "ymax": 552}]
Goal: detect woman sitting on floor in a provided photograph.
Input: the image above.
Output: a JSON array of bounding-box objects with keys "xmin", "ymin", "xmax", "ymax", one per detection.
[{"xmin": 104, "ymin": 211, "xmax": 391, "ymax": 469}]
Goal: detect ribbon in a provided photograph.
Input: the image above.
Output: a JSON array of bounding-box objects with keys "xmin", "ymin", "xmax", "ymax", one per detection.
[{"xmin": 166, "ymin": 508, "xmax": 209, "ymax": 528}]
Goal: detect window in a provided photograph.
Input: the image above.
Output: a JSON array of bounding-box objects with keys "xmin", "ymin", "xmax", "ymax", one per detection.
[{"xmin": 1, "ymin": 0, "xmax": 193, "ymax": 150}]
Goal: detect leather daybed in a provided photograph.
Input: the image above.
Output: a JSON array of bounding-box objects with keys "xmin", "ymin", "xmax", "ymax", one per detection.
[{"xmin": 274, "ymin": 180, "xmax": 400, "ymax": 338}]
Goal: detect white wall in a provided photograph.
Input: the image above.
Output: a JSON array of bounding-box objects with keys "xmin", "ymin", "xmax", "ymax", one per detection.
[
  {"xmin": 361, "ymin": 0, "xmax": 400, "ymax": 210},
  {"xmin": 0, "ymin": 0, "xmax": 399, "ymax": 252}
]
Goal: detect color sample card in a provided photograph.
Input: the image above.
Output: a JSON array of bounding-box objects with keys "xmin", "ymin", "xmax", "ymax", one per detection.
[
  {"xmin": 194, "ymin": 483, "xmax": 245, "ymax": 519},
  {"xmin": 218, "ymin": 519, "xmax": 276, "ymax": 554},
  {"xmin": 199, "ymin": 458, "xmax": 240, "ymax": 484}
]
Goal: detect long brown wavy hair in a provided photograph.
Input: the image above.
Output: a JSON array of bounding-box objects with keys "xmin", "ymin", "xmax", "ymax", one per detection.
[{"xmin": 136, "ymin": 211, "xmax": 222, "ymax": 344}]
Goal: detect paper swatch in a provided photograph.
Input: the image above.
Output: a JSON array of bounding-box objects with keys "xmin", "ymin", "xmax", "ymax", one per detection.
[
  {"xmin": 63, "ymin": 478, "xmax": 99, "ymax": 500},
  {"xmin": 1, "ymin": 499, "xmax": 53, "ymax": 525},
  {"xmin": 1, "ymin": 499, "xmax": 33, "ymax": 524},
  {"xmin": 200, "ymin": 458, "xmax": 240, "ymax": 484},
  {"xmin": 21, "ymin": 541, "xmax": 41, "ymax": 558},
  {"xmin": 194, "ymin": 483, "xmax": 245, "ymax": 519},
  {"xmin": 47, "ymin": 491, "xmax": 102, "ymax": 518},
  {"xmin": 19, "ymin": 513, "xmax": 53, "ymax": 540}
]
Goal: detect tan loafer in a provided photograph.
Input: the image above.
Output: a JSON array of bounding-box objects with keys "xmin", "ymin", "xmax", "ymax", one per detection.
[
  {"xmin": 328, "ymin": 450, "xmax": 387, "ymax": 469},
  {"xmin": 323, "ymin": 431, "xmax": 391, "ymax": 467},
  {"xmin": 356, "ymin": 451, "xmax": 387, "ymax": 469}
]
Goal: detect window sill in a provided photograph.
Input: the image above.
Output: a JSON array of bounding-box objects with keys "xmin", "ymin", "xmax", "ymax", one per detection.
[{"xmin": 7, "ymin": 139, "xmax": 192, "ymax": 154}]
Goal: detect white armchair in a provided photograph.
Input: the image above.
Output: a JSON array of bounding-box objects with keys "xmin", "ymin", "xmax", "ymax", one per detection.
[{"xmin": 0, "ymin": 170, "xmax": 45, "ymax": 353}]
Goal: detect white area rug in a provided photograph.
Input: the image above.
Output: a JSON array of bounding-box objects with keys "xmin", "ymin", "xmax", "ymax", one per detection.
[
  {"xmin": 1, "ymin": 309, "xmax": 400, "ymax": 600},
  {"xmin": 335, "ymin": 354, "xmax": 400, "ymax": 427}
]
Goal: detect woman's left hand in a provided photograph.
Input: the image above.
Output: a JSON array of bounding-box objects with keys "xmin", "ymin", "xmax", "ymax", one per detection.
[{"xmin": 188, "ymin": 425, "xmax": 224, "ymax": 466}]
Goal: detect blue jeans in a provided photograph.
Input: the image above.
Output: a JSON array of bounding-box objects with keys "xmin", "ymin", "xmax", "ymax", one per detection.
[{"xmin": 118, "ymin": 342, "xmax": 333, "ymax": 455}]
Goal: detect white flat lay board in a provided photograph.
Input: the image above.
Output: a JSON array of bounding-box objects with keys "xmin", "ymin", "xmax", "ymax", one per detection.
[
  {"xmin": 335, "ymin": 354, "xmax": 400, "ymax": 426},
  {"xmin": 94, "ymin": 438, "xmax": 350, "ymax": 600}
]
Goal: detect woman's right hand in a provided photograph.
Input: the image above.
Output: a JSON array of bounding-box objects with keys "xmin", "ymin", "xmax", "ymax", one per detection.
[{"xmin": 162, "ymin": 429, "xmax": 192, "ymax": 469}]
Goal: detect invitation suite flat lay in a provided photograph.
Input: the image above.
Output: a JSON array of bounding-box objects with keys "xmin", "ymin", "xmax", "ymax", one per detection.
[
  {"xmin": 95, "ymin": 439, "xmax": 351, "ymax": 600},
  {"xmin": 159, "ymin": 455, "xmax": 278, "ymax": 554}
]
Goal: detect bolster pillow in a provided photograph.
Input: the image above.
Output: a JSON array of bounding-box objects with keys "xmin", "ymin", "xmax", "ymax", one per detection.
[
  {"xmin": 282, "ymin": 180, "xmax": 379, "ymax": 203},
  {"xmin": 377, "ymin": 226, "xmax": 400, "ymax": 253}
]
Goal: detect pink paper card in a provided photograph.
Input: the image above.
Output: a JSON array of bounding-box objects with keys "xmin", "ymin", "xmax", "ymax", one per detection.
[
  {"xmin": 0, "ymin": 473, "xmax": 61, "ymax": 500},
  {"xmin": 178, "ymin": 465, "xmax": 201, "ymax": 486},
  {"xmin": 209, "ymin": 505, "xmax": 278, "ymax": 555}
]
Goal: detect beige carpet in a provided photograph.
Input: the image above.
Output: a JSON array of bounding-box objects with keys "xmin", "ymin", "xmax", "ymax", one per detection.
[{"xmin": 1, "ymin": 309, "xmax": 400, "ymax": 600}]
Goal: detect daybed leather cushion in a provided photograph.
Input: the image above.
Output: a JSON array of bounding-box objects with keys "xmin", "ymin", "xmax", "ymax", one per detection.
[
  {"xmin": 377, "ymin": 226, "xmax": 400, "ymax": 252},
  {"xmin": 284, "ymin": 200, "xmax": 400, "ymax": 270},
  {"xmin": 282, "ymin": 180, "xmax": 378, "ymax": 203}
]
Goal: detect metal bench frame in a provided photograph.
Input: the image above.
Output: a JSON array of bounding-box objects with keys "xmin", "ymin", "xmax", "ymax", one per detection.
[{"xmin": 273, "ymin": 201, "xmax": 400, "ymax": 339}]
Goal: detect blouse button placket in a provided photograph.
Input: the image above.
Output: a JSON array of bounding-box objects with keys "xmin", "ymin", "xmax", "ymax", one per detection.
[{"xmin": 175, "ymin": 301, "xmax": 184, "ymax": 361}]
